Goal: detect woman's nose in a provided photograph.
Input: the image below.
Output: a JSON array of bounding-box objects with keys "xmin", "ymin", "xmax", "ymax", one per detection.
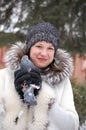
[{"xmin": 41, "ymin": 49, "xmax": 47, "ymax": 56}]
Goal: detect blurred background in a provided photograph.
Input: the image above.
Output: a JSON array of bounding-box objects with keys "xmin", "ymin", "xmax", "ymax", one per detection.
[{"xmin": 0, "ymin": 0, "xmax": 86, "ymax": 129}]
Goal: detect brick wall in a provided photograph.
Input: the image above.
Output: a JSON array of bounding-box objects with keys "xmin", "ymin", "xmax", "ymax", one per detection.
[
  {"xmin": 0, "ymin": 46, "xmax": 7, "ymax": 69},
  {"xmin": 73, "ymin": 54, "xmax": 86, "ymax": 84}
]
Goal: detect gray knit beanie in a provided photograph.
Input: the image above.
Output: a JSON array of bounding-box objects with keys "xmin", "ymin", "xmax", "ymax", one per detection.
[{"xmin": 26, "ymin": 22, "xmax": 60, "ymax": 53}]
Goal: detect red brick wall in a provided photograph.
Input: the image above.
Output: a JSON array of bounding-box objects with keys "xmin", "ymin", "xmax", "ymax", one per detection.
[
  {"xmin": 73, "ymin": 54, "xmax": 86, "ymax": 84},
  {"xmin": 0, "ymin": 46, "xmax": 7, "ymax": 69}
]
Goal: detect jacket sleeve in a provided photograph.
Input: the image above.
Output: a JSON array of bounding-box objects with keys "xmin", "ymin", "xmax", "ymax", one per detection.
[
  {"xmin": 48, "ymin": 78, "xmax": 79, "ymax": 130},
  {"xmin": 0, "ymin": 69, "xmax": 6, "ymax": 129}
]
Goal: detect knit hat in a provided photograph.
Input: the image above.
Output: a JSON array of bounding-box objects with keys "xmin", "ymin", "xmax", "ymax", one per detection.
[{"xmin": 26, "ymin": 22, "xmax": 60, "ymax": 53}]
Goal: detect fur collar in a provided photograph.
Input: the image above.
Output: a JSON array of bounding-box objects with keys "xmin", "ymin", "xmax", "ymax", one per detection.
[{"xmin": 4, "ymin": 42, "xmax": 73, "ymax": 86}]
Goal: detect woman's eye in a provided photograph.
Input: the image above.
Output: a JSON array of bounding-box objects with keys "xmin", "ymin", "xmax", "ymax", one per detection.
[
  {"xmin": 48, "ymin": 47, "xmax": 54, "ymax": 50},
  {"xmin": 36, "ymin": 45, "xmax": 42, "ymax": 48}
]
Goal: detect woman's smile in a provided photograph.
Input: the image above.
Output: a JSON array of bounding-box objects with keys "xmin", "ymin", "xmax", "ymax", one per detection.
[
  {"xmin": 38, "ymin": 57, "xmax": 48, "ymax": 62},
  {"xmin": 29, "ymin": 41, "xmax": 55, "ymax": 69}
]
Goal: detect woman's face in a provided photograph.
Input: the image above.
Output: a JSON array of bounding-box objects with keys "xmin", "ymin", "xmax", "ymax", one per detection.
[{"xmin": 29, "ymin": 41, "xmax": 55, "ymax": 69}]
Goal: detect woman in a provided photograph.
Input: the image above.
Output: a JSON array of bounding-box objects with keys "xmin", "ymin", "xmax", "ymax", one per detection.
[{"xmin": 0, "ymin": 22, "xmax": 79, "ymax": 130}]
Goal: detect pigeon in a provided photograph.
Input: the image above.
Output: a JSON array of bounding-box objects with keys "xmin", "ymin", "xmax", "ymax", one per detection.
[
  {"xmin": 20, "ymin": 55, "xmax": 39, "ymax": 72},
  {"xmin": 20, "ymin": 55, "xmax": 40, "ymax": 105},
  {"xmin": 23, "ymin": 84, "xmax": 40, "ymax": 105}
]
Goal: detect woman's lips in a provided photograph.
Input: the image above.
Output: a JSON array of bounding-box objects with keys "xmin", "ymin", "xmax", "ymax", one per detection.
[{"xmin": 38, "ymin": 58, "xmax": 47, "ymax": 62}]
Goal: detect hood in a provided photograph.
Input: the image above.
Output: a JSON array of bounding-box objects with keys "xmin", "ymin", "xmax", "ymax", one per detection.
[{"xmin": 4, "ymin": 42, "xmax": 73, "ymax": 86}]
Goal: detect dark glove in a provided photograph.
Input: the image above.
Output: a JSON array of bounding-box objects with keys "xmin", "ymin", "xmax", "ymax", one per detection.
[{"xmin": 14, "ymin": 69, "xmax": 42, "ymax": 100}]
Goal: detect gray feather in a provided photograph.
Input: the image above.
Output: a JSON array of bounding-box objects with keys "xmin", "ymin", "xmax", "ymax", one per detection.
[{"xmin": 20, "ymin": 55, "xmax": 38, "ymax": 72}]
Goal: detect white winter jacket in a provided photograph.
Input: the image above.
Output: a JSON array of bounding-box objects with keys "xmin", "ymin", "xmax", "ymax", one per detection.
[{"xmin": 0, "ymin": 42, "xmax": 79, "ymax": 130}]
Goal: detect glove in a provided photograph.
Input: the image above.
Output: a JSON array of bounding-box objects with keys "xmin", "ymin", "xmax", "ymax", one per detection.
[{"xmin": 14, "ymin": 69, "xmax": 42, "ymax": 104}]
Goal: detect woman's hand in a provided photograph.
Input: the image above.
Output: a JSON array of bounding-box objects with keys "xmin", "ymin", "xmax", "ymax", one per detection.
[{"xmin": 14, "ymin": 69, "xmax": 42, "ymax": 100}]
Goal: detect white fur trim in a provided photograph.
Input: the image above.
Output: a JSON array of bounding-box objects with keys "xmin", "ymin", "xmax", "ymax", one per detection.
[{"xmin": 29, "ymin": 82, "xmax": 55, "ymax": 130}]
